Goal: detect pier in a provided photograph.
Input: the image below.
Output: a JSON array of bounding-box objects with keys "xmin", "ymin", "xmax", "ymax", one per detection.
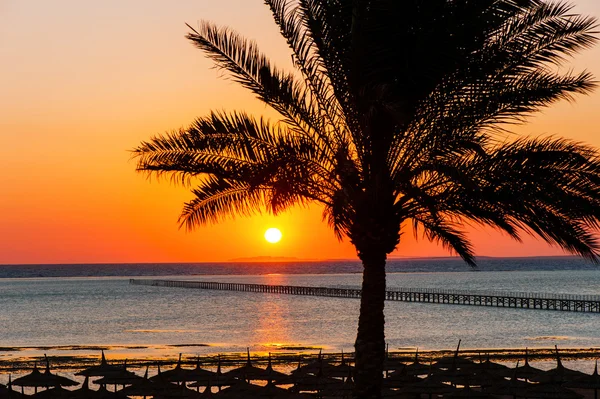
[{"xmin": 129, "ymin": 279, "xmax": 600, "ymax": 313}]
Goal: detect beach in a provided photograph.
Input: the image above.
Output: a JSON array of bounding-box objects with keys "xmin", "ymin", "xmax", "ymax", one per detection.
[{"xmin": 1, "ymin": 348, "xmax": 600, "ymax": 398}]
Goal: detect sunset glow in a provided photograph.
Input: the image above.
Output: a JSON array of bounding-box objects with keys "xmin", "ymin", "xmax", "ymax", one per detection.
[{"xmin": 2, "ymin": 0, "xmax": 600, "ymax": 264}]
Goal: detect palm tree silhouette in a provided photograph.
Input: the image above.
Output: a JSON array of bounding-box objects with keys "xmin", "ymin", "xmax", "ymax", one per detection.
[{"xmin": 134, "ymin": 1, "xmax": 600, "ymax": 397}]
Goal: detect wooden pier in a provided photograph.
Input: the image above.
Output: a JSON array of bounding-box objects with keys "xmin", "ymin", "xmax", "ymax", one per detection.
[{"xmin": 129, "ymin": 279, "xmax": 600, "ymax": 313}]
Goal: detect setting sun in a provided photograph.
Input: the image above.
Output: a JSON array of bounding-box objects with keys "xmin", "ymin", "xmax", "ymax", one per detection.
[{"xmin": 264, "ymin": 228, "xmax": 282, "ymax": 243}]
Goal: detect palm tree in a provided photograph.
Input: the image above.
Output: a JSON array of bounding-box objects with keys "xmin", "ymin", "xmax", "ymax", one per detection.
[{"xmin": 133, "ymin": 1, "xmax": 600, "ymax": 397}]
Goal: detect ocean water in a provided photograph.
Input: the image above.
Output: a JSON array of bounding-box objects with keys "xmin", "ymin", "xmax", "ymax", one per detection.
[{"xmin": 0, "ymin": 257, "xmax": 599, "ymax": 367}]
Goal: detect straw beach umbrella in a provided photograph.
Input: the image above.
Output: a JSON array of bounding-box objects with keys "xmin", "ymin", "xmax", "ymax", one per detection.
[
  {"xmin": 185, "ymin": 357, "xmax": 220, "ymax": 390},
  {"xmin": 383, "ymin": 345, "xmax": 406, "ymax": 374},
  {"xmin": 188, "ymin": 356, "xmax": 236, "ymax": 390},
  {"xmin": 404, "ymin": 350, "xmax": 430, "ymax": 377},
  {"xmin": 223, "ymin": 349, "xmax": 286, "ymax": 382},
  {"xmin": 564, "ymin": 361, "xmax": 600, "ymax": 399},
  {"xmin": 513, "ymin": 349, "xmax": 545, "ymax": 381},
  {"xmin": 68, "ymin": 377, "xmax": 128, "ymax": 399},
  {"xmin": 92, "ymin": 359, "xmax": 143, "ymax": 388},
  {"xmin": 482, "ymin": 361, "xmax": 531, "ymax": 399},
  {"xmin": 292, "ymin": 350, "xmax": 344, "ymax": 379},
  {"xmin": 471, "ymin": 354, "xmax": 512, "ymax": 378},
  {"xmin": 382, "ymin": 367, "xmax": 422, "ymax": 389},
  {"xmin": 435, "ymin": 368, "xmax": 505, "ymax": 389},
  {"xmin": 11, "ymin": 363, "xmax": 47, "ymax": 394},
  {"xmin": 76, "ymin": 351, "xmax": 122, "ymax": 378},
  {"xmin": 530, "ymin": 346, "xmax": 588, "ymax": 384},
  {"xmin": 151, "ymin": 354, "xmax": 195, "ymax": 385},
  {"xmin": 323, "ymin": 351, "xmax": 354, "ymax": 379},
  {"xmin": 118, "ymin": 365, "xmax": 184, "ymax": 398},
  {"xmin": 483, "ymin": 376, "xmax": 530, "ymax": 399},
  {"xmin": 29, "ymin": 386, "xmax": 73, "ymax": 399},
  {"xmin": 0, "ymin": 376, "xmax": 27, "ymax": 399},
  {"xmin": 289, "ymin": 372, "xmax": 346, "ymax": 394},
  {"xmin": 434, "ymin": 342, "xmax": 476, "ymax": 371},
  {"xmin": 13, "ymin": 358, "xmax": 78, "ymax": 394}
]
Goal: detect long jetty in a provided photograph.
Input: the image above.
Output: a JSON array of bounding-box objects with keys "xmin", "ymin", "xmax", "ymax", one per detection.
[{"xmin": 129, "ymin": 279, "xmax": 600, "ymax": 313}]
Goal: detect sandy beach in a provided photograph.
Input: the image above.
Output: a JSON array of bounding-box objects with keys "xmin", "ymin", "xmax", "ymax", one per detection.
[{"xmin": 1, "ymin": 347, "xmax": 599, "ymax": 398}]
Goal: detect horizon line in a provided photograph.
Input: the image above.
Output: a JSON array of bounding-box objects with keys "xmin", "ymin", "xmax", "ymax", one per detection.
[{"xmin": 0, "ymin": 254, "xmax": 579, "ymax": 267}]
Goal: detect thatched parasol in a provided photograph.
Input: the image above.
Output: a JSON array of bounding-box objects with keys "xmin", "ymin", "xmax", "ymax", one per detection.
[
  {"xmin": 291, "ymin": 350, "xmax": 337, "ymax": 377},
  {"xmin": 187, "ymin": 356, "xmax": 237, "ymax": 389},
  {"xmin": 383, "ymin": 367, "xmax": 422, "ymax": 389},
  {"xmin": 224, "ymin": 350, "xmax": 287, "ymax": 383},
  {"xmin": 383, "ymin": 345, "xmax": 406, "ymax": 373},
  {"xmin": 404, "ymin": 350, "xmax": 431, "ymax": 376},
  {"xmin": 150, "ymin": 354, "xmax": 195, "ymax": 384},
  {"xmin": 13, "ymin": 357, "xmax": 78, "ymax": 394},
  {"xmin": 482, "ymin": 361, "xmax": 531, "ymax": 398},
  {"xmin": 68, "ymin": 376, "xmax": 128, "ymax": 399},
  {"xmin": 321, "ymin": 350, "xmax": 354, "ymax": 379},
  {"xmin": 0, "ymin": 376, "xmax": 27, "ymax": 398},
  {"xmin": 30, "ymin": 386, "xmax": 73, "ymax": 398},
  {"xmin": 76, "ymin": 351, "xmax": 122, "ymax": 378},
  {"xmin": 186, "ymin": 357, "xmax": 218, "ymax": 384},
  {"xmin": 466, "ymin": 354, "xmax": 512, "ymax": 378},
  {"xmin": 513, "ymin": 349, "xmax": 545, "ymax": 381},
  {"xmin": 435, "ymin": 369, "xmax": 505, "ymax": 388},
  {"xmin": 11, "ymin": 362, "xmax": 46, "ymax": 393},
  {"xmin": 564, "ymin": 360, "xmax": 600, "ymax": 399},
  {"xmin": 289, "ymin": 371, "xmax": 346, "ymax": 394},
  {"xmin": 434, "ymin": 341, "xmax": 476, "ymax": 371},
  {"xmin": 530, "ymin": 346, "xmax": 588, "ymax": 384},
  {"xmin": 92, "ymin": 359, "xmax": 142, "ymax": 388},
  {"xmin": 118, "ymin": 365, "xmax": 182, "ymax": 398}
]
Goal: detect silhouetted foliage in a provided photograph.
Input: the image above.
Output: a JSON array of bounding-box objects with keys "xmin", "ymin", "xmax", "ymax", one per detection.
[{"xmin": 134, "ymin": 1, "xmax": 599, "ymax": 397}]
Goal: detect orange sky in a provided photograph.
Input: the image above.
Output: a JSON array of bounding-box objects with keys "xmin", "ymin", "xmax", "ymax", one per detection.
[{"xmin": 2, "ymin": 0, "xmax": 600, "ymax": 264}]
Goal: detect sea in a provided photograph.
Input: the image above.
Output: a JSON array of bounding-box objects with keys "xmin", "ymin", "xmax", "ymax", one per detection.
[{"xmin": 1, "ymin": 257, "xmax": 599, "ymax": 376}]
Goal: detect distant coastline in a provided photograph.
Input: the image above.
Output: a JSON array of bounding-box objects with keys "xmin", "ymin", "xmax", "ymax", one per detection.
[{"xmin": 227, "ymin": 255, "xmax": 320, "ymax": 262}]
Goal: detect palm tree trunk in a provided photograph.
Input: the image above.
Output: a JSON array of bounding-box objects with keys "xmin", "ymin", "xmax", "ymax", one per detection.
[{"xmin": 353, "ymin": 250, "xmax": 387, "ymax": 399}]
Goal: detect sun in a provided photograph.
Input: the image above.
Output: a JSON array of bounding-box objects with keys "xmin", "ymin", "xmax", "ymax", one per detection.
[{"xmin": 264, "ymin": 228, "xmax": 282, "ymax": 243}]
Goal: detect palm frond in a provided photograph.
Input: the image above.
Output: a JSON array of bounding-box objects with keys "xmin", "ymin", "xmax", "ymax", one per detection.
[
  {"xmin": 180, "ymin": 177, "xmax": 266, "ymax": 228},
  {"xmin": 185, "ymin": 21, "xmax": 341, "ymax": 164},
  {"xmin": 412, "ymin": 216, "xmax": 476, "ymax": 266},
  {"xmin": 449, "ymin": 137, "xmax": 600, "ymax": 261}
]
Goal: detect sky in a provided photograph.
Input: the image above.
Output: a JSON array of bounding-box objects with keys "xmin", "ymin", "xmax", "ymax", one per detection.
[{"xmin": 2, "ymin": 0, "xmax": 600, "ymax": 264}]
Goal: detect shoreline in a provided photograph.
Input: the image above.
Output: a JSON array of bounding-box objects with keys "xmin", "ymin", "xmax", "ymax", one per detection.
[{"xmin": 1, "ymin": 346, "xmax": 598, "ymax": 373}]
